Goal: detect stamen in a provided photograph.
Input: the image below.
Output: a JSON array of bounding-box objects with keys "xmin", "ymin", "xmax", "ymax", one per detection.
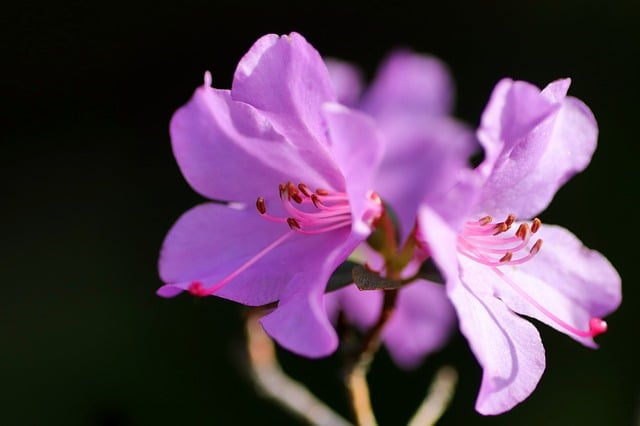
[
  {"xmin": 187, "ymin": 231, "xmax": 294, "ymax": 297},
  {"xmin": 257, "ymin": 181, "xmax": 381, "ymax": 236},
  {"xmin": 459, "ymin": 214, "xmax": 606, "ymax": 339}
]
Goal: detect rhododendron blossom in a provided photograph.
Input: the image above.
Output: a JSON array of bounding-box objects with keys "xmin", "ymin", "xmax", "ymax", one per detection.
[
  {"xmin": 418, "ymin": 77, "xmax": 622, "ymax": 414},
  {"xmin": 157, "ymin": 32, "xmax": 385, "ymax": 357}
]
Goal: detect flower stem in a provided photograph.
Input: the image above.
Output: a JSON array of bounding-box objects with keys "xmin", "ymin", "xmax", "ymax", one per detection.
[
  {"xmin": 245, "ymin": 308, "xmax": 353, "ymax": 426},
  {"xmin": 407, "ymin": 365, "xmax": 458, "ymax": 426},
  {"xmin": 344, "ymin": 289, "xmax": 399, "ymax": 426}
]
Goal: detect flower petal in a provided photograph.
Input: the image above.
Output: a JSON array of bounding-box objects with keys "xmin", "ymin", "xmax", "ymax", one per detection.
[
  {"xmin": 361, "ymin": 49, "xmax": 455, "ymax": 117},
  {"xmin": 375, "ymin": 114, "xmax": 478, "ymax": 241},
  {"xmin": 324, "ymin": 57, "xmax": 364, "ymax": 107},
  {"xmin": 490, "ymin": 224, "xmax": 621, "ymax": 347},
  {"xmin": 158, "ymin": 203, "xmax": 353, "ymax": 308},
  {"xmin": 382, "ymin": 280, "xmax": 456, "ymax": 369},
  {"xmin": 323, "ymin": 103, "xmax": 385, "ymax": 237},
  {"xmin": 232, "ymin": 32, "xmax": 336, "ymax": 146},
  {"xmin": 448, "ymin": 276, "xmax": 545, "ymax": 415},
  {"xmin": 260, "ymin": 251, "xmax": 349, "ymax": 358},
  {"xmin": 475, "ymin": 79, "xmax": 598, "ymax": 219},
  {"xmin": 170, "ymin": 86, "xmax": 341, "ymax": 204},
  {"xmin": 419, "ymin": 206, "xmax": 545, "ymax": 415},
  {"xmin": 324, "ymin": 284, "xmax": 382, "ymax": 330}
]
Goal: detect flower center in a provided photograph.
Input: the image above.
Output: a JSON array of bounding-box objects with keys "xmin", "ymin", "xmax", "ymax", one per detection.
[
  {"xmin": 256, "ymin": 181, "xmax": 380, "ymax": 234},
  {"xmin": 187, "ymin": 181, "xmax": 381, "ymax": 297},
  {"xmin": 458, "ymin": 214, "xmax": 607, "ymax": 338}
]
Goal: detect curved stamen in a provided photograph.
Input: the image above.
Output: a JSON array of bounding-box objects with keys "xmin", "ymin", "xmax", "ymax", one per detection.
[
  {"xmin": 188, "ymin": 231, "xmax": 295, "ymax": 297},
  {"xmin": 255, "ymin": 180, "xmax": 380, "ymax": 235},
  {"xmin": 459, "ymin": 214, "xmax": 605, "ymax": 339}
]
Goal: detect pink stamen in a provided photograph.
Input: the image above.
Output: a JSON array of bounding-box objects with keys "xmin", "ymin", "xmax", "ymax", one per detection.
[
  {"xmin": 256, "ymin": 180, "xmax": 381, "ymax": 235},
  {"xmin": 188, "ymin": 231, "xmax": 294, "ymax": 297},
  {"xmin": 459, "ymin": 214, "xmax": 606, "ymax": 339}
]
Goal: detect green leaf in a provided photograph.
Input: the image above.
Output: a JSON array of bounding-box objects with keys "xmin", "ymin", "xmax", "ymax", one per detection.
[
  {"xmin": 416, "ymin": 258, "xmax": 445, "ymax": 285},
  {"xmin": 352, "ymin": 265, "xmax": 404, "ymax": 291},
  {"xmin": 325, "ymin": 261, "xmax": 360, "ymax": 293}
]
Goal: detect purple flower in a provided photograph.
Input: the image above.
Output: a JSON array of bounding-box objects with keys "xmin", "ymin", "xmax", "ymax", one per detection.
[
  {"xmin": 323, "ymin": 51, "xmax": 478, "ymax": 368},
  {"xmin": 157, "ymin": 32, "xmax": 385, "ymax": 358},
  {"xmin": 418, "ymin": 78, "xmax": 622, "ymax": 414}
]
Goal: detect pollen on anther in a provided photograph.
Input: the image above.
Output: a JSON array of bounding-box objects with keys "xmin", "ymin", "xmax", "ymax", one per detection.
[
  {"xmin": 278, "ymin": 184, "xmax": 286, "ymax": 198},
  {"xmin": 505, "ymin": 214, "xmax": 516, "ymax": 227},
  {"xmin": 500, "ymin": 251, "xmax": 513, "ymax": 263},
  {"xmin": 316, "ymin": 188, "xmax": 329, "ymax": 196},
  {"xmin": 287, "ymin": 217, "xmax": 301, "ymax": 230},
  {"xmin": 256, "ymin": 197, "xmax": 267, "ymax": 214},
  {"xmin": 532, "ymin": 218, "xmax": 542, "ymax": 233},
  {"xmin": 311, "ymin": 194, "xmax": 321, "ymax": 208},
  {"xmin": 530, "ymin": 239, "xmax": 543, "ymax": 255}
]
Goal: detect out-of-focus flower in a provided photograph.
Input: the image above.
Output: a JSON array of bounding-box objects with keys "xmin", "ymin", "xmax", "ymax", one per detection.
[
  {"xmin": 418, "ymin": 77, "xmax": 622, "ymax": 414},
  {"xmin": 324, "ymin": 51, "xmax": 477, "ymax": 368},
  {"xmin": 157, "ymin": 32, "xmax": 385, "ymax": 358}
]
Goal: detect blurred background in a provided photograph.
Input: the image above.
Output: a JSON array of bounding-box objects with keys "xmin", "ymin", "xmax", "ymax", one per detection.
[{"xmin": 3, "ymin": 1, "xmax": 639, "ymax": 425}]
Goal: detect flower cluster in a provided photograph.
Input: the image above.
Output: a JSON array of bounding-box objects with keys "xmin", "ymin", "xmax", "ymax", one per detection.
[{"xmin": 157, "ymin": 32, "xmax": 621, "ymax": 415}]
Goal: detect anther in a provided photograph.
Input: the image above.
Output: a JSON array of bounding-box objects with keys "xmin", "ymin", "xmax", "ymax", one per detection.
[
  {"xmin": 505, "ymin": 214, "xmax": 516, "ymax": 227},
  {"xmin": 291, "ymin": 192, "xmax": 303, "ymax": 204},
  {"xmin": 499, "ymin": 252, "xmax": 513, "ymax": 263},
  {"xmin": 298, "ymin": 183, "xmax": 312, "ymax": 197},
  {"xmin": 256, "ymin": 197, "xmax": 267, "ymax": 214},
  {"xmin": 278, "ymin": 183, "xmax": 286, "ymax": 198},
  {"xmin": 311, "ymin": 194, "xmax": 321, "ymax": 208},
  {"xmin": 287, "ymin": 217, "xmax": 301, "ymax": 230},
  {"xmin": 531, "ymin": 218, "xmax": 541, "ymax": 233},
  {"xmin": 316, "ymin": 188, "xmax": 329, "ymax": 196},
  {"xmin": 515, "ymin": 223, "xmax": 530, "ymax": 240},
  {"xmin": 529, "ymin": 239, "xmax": 543, "ymax": 255},
  {"xmin": 479, "ymin": 216, "xmax": 492, "ymax": 226},
  {"xmin": 493, "ymin": 223, "xmax": 509, "ymax": 235}
]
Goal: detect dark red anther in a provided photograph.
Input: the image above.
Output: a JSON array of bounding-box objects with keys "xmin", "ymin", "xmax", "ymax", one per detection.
[
  {"xmin": 493, "ymin": 222, "xmax": 509, "ymax": 235},
  {"xmin": 311, "ymin": 194, "xmax": 321, "ymax": 208},
  {"xmin": 256, "ymin": 197, "xmax": 267, "ymax": 214},
  {"xmin": 505, "ymin": 214, "xmax": 516, "ymax": 228},
  {"xmin": 530, "ymin": 239, "xmax": 543, "ymax": 255},
  {"xmin": 515, "ymin": 223, "xmax": 530, "ymax": 240},
  {"xmin": 278, "ymin": 183, "xmax": 286, "ymax": 198},
  {"xmin": 298, "ymin": 183, "xmax": 312, "ymax": 197},
  {"xmin": 531, "ymin": 218, "xmax": 542, "ymax": 233},
  {"xmin": 499, "ymin": 251, "xmax": 513, "ymax": 263},
  {"xmin": 287, "ymin": 217, "xmax": 301, "ymax": 230},
  {"xmin": 479, "ymin": 216, "xmax": 492, "ymax": 226},
  {"xmin": 315, "ymin": 188, "xmax": 329, "ymax": 196},
  {"xmin": 291, "ymin": 192, "xmax": 303, "ymax": 204}
]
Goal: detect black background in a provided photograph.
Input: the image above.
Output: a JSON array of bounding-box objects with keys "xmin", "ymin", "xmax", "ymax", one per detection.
[{"xmin": 4, "ymin": 1, "xmax": 639, "ymax": 425}]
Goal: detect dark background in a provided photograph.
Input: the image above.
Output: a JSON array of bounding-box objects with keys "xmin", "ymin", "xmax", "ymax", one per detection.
[{"xmin": 4, "ymin": 1, "xmax": 638, "ymax": 425}]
